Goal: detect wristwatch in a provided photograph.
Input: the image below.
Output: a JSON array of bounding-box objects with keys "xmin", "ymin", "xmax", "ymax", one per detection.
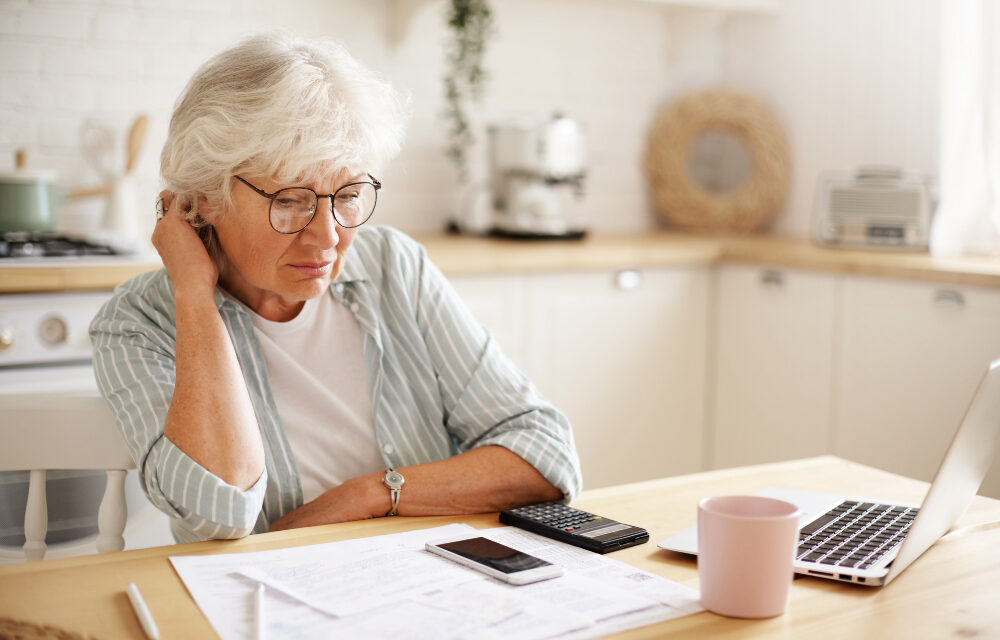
[{"xmin": 382, "ymin": 468, "xmax": 405, "ymax": 516}]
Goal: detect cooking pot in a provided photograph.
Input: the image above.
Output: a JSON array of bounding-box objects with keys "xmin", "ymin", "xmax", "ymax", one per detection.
[{"xmin": 0, "ymin": 168, "xmax": 64, "ymax": 233}]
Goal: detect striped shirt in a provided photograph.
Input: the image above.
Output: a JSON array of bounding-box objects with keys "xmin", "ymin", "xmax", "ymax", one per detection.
[{"xmin": 90, "ymin": 226, "xmax": 582, "ymax": 543}]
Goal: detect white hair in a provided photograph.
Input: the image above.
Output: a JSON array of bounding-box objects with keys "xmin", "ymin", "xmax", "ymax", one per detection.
[{"xmin": 160, "ymin": 31, "xmax": 407, "ymax": 240}]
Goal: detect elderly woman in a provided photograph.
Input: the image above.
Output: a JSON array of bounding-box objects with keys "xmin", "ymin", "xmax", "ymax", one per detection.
[{"xmin": 90, "ymin": 32, "xmax": 581, "ymax": 543}]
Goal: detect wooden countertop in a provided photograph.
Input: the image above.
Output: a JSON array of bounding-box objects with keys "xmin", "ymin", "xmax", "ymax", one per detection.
[
  {"xmin": 3, "ymin": 232, "xmax": 1000, "ymax": 293},
  {"xmin": 2, "ymin": 457, "xmax": 999, "ymax": 638},
  {"xmin": 422, "ymin": 232, "xmax": 1000, "ymax": 288},
  {"xmin": 0, "ymin": 255, "xmax": 163, "ymax": 294}
]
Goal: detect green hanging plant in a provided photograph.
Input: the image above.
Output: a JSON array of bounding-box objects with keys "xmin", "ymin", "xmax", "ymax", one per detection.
[{"xmin": 443, "ymin": 0, "xmax": 495, "ymax": 182}]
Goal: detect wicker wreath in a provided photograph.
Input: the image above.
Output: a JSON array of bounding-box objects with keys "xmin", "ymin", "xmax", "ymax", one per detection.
[
  {"xmin": 0, "ymin": 617, "xmax": 92, "ymax": 639},
  {"xmin": 644, "ymin": 89, "xmax": 790, "ymax": 233}
]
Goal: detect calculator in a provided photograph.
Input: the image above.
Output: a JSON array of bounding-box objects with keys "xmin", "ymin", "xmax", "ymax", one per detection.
[{"xmin": 499, "ymin": 502, "xmax": 649, "ymax": 554}]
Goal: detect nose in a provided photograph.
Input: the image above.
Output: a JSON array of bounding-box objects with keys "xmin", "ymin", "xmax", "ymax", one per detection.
[{"xmin": 299, "ymin": 196, "xmax": 339, "ymax": 248}]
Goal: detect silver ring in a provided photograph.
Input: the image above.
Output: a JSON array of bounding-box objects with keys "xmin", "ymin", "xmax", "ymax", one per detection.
[{"xmin": 155, "ymin": 197, "xmax": 166, "ymax": 220}]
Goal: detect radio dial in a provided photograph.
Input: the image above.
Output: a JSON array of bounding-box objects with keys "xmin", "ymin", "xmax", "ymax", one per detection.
[{"xmin": 39, "ymin": 315, "xmax": 69, "ymax": 347}]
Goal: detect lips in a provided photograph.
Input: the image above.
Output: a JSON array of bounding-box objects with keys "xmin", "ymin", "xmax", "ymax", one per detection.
[{"xmin": 287, "ymin": 260, "xmax": 334, "ymax": 277}]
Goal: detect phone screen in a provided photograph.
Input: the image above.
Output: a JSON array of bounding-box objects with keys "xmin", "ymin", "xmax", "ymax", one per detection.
[{"xmin": 434, "ymin": 537, "xmax": 553, "ymax": 574}]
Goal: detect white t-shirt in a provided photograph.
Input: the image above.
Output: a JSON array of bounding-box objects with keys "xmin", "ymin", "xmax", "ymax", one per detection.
[{"xmin": 247, "ymin": 293, "xmax": 384, "ymax": 503}]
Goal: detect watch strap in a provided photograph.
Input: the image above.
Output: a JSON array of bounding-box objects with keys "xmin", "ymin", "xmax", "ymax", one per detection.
[
  {"xmin": 383, "ymin": 468, "xmax": 404, "ymax": 517},
  {"xmin": 387, "ymin": 486, "xmax": 400, "ymax": 517}
]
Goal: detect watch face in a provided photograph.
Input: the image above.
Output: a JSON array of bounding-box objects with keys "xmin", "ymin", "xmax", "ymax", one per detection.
[{"xmin": 385, "ymin": 471, "xmax": 404, "ymax": 487}]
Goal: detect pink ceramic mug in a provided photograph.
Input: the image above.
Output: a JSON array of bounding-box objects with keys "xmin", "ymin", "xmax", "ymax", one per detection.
[{"xmin": 697, "ymin": 495, "xmax": 801, "ymax": 618}]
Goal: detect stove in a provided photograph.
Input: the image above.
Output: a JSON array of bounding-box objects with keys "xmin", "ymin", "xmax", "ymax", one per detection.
[
  {"xmin": 0, "ymin": 290, "xmax": 111, "ymax": 367},
  {"xmin": 0, "ymin": 288, "xmax": 174, "ymax": 560},
  {"xmin": 0, "ymin": 232, "xmax": 124, "ymax": 259}
]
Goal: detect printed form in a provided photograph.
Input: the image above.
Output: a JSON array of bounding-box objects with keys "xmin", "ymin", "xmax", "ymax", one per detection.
[{"xmin": 169, "ymin": 523, "xmax": 702, "ymax": 639}]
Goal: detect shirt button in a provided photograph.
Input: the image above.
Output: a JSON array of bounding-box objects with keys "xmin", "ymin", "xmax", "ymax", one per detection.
[
  {"xmin": 383, "ymin": 443, "xmax": 395, "ymax": 455},
  {"xmin": 350, "ymin": 303, "xmax": 359, "ymax": 313}
]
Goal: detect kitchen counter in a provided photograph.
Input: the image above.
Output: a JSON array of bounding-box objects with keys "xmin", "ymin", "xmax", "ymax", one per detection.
[
  {"xmin": 0, "ymin": 254, "xmax": 164, "ymax": 294},
  {"xmin": 3, "ymin": 232, "xmax": 1000, "ymax": 293}
]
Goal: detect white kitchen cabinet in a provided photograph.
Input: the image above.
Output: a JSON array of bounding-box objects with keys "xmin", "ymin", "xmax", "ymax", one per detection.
[
  {"xmin": 835, "ymin": 276, "xmax": 1000, "ymax": 498},
  {"xmin": 447, "ymin": 273, "xmax": 529, "ymax": 369},
  {"xmin": 524, "ymin": 268, "xmax": 709, "ymax": 489},
  {"xmin": 447, "ymin": 261, "xmax": 1000, "ymax": 500},
  {"xmin": 450, "ymin": 267, "xmax": 711, "ymax": 490},
  {"xmin": 711, "ymin": 265, "xmax": 837, "ymax": 469}
]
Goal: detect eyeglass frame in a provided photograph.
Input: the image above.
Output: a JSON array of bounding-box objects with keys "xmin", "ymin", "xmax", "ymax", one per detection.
[{"xmin": 233, "ymin": 174, "xmax": 382, "ymax": 234}]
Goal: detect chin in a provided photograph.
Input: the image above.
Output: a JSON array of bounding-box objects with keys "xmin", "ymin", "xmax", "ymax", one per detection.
[{"xmin": 298, "ymin": 277, "xmax": 333, "ymax": 300}]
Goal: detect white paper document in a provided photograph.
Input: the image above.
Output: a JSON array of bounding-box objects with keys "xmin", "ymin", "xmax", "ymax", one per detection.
[{"xmin": 169, "ymin": 523, "xmax": 702, "ymax": 640}]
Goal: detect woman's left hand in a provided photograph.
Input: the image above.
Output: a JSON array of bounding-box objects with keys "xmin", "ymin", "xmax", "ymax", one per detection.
[
  {"xmin": 268, "ymin": 473, "xmax": 384, "ymax": 532},
  {"xmin": 268, "ymin": 446, "xmax": 562, "ymax": 532}
]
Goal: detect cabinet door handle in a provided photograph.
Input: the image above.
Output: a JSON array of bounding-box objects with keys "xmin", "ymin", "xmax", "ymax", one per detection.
[
  {"xmin": 615, "ymin": 269, "xmax": 642, "ymax": 291},
  {"xmin": 0, "ymin": 325, "xmax": 13, "ymax": 351},
  {"xmin": 760, "ymin": 269, "xmax": 785, "ymax": 288},
  {"xmin": 932, "ymin": 289, "xmax": 965, "ymax": 310}
]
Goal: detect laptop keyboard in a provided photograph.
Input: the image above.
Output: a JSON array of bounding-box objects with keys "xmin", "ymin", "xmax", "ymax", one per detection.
[{"xmin": 796, "ymin": 500, "xmax": 919, "ymax": 570}]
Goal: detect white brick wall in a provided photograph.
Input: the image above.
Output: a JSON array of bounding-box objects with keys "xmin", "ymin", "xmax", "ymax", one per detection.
[
  {"xmin": 723, "ymin": 0, "xmax": 940, "ymax": 238},
  {"xmin": 0, "ymin": 0, "xmax": 939, "ymax": 241},
  {"xmin": 0, "ymin": 0, "xmax": 697, "ymax": 240}
]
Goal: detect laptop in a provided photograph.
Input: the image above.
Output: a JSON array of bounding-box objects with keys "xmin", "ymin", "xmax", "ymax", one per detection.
[{"xmin": 659, "ymin": 358, "xmax": 1000, "ymax": 587}]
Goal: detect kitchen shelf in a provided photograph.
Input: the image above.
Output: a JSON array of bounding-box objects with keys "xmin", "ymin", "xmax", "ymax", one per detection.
[
  {"xmin": 632, "ymin": 0, "xmax": 779, "ymax": 13},
  {"xmin": 386, "ymin": 0, "xmax": 779, "ymax": 45}
]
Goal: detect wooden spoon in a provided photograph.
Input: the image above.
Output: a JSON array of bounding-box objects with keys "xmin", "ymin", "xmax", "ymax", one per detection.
[{"xmin": 124, "ymin": 113, "xmax": 149, "ymax": 174}]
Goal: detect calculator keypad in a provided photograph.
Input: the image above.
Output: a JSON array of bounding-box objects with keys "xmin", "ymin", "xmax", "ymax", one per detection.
[{"xmin": 505, "ymin": 503, "xmax": 601, "ymax": 532}]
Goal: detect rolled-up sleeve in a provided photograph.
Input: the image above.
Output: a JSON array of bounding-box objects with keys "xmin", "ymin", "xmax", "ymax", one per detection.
[
  {"xmin": 90, "ymin": 279, "xmax": 265, "ymax": 539},
  {"xmin": 408, "ymin": 241, "xmax": 583, "ymax": 500}
]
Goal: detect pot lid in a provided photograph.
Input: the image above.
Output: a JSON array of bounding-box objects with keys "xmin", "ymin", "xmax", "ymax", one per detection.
[{"xmin": 0, "ymin": 169, "xmax": 58, "ymax": 183}]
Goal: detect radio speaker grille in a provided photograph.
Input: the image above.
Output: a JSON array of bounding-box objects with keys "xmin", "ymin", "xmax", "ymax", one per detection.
[{"xmin": 830, "ymin": 188, "xmax": 921, "ymax": 219}]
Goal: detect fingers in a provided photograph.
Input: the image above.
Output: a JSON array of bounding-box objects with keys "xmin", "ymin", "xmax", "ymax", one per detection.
[
  {"xmin": 156, "ymin": 190, "xmax": 174, "ymax": 222},
  {"xmin": 156, "ymin": 190, "xmax": 192, "ymax": 221},
  {"xmin": 151, "ymin": 191, "xmax": 186, "ymax": 249}
]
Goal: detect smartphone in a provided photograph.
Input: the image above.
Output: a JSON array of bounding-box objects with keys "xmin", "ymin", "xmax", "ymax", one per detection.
[{"xmin": 426, "ymin": 535, "xmax": 564, "ymax": 585}]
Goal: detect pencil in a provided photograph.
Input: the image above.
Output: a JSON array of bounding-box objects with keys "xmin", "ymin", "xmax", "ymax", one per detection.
[
  {"xmin": 255, "ymin": 582, "xmax": 265, "ymax": 640},
  {"xmin": 125, "ymin": 582, "xmax": 160, "ymax": 640}
]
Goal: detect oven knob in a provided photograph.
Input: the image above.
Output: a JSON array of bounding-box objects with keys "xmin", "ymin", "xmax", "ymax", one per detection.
[
  {"xmin": 0, "ymin": 326, "xmax": 12, "ymax": 351},
  {"xmin": 39, "ymin": 315, "xmax": 69, "ymax": 347}
]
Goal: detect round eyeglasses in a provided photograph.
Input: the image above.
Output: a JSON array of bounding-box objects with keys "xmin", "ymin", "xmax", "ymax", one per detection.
[{"xmin": 234, "ymin": 174, "xmax": 381, "ymax": 234}]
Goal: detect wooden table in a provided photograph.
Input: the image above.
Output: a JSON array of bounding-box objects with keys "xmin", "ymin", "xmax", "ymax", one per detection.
[{"xmin": 2, "ymin": 456, "xmax": 999, "ymax": 638}]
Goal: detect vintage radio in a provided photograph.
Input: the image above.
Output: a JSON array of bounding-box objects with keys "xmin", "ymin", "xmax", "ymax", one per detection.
[{"xmin": 812, "ymin": 166, "xmax": 935, "ymax": 250}]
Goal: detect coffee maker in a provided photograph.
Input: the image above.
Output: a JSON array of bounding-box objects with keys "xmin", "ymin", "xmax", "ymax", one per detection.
[{"xmin": 486, "ymin": 114, "xmax": 587, "ymax": 239}]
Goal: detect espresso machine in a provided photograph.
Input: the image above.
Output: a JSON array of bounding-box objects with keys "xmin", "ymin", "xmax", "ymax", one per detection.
[{"xmin": 486, "ymin": 114, "xmax": 587, "ymax": 239}]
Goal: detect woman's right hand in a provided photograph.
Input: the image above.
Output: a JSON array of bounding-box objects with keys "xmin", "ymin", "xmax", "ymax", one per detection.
[{"xmin": 152, "ymin": 190, "xmax": 219, "ymax": 300}]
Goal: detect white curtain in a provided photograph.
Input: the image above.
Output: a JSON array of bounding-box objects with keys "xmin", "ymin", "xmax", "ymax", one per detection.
[{"xmin": 929, "ymin": 0, "xmax": 1000, "ymax": 256}]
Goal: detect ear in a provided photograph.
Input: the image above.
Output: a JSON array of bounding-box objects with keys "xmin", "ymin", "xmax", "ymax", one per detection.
[{"xmin": 192, "ymin": 194, "xmax": 218, "ymax": 225}]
